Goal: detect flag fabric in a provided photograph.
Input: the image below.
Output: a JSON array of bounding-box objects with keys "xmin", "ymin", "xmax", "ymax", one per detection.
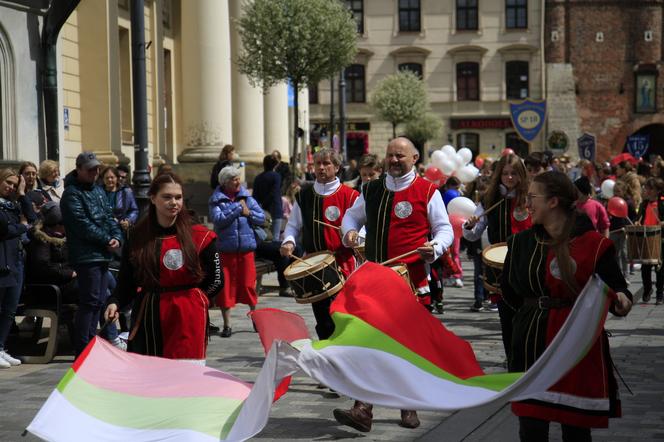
[{"xmin": 28, "ymin": 262, "xmax": 614, "ymax": 441}]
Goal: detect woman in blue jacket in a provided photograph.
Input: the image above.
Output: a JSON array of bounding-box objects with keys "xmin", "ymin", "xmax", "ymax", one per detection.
[
  {"xmin": 209, "ymin": 166, "xmax": 265, "ymax": 337},
  {"xmin": 0, "ymin": 169, "xmax": 29, "ymax": 368}
]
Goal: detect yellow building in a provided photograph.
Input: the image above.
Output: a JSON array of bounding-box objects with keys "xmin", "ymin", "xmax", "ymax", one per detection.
[
  {"xmin": 0, "ymin": 0, "xmax": 294, "ymax": 181},
  {"xmin": 309, "ymin": 0, "xmax": 546, "ymax": 160}
]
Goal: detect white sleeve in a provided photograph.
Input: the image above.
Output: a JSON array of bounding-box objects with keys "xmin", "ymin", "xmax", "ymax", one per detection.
[
  {"xmin": 462, "ymin": 203, "xmax": 488, "ymax": 242},
  {"xmin": 428, "ymin": 191, "xmax": 454, "ymax": 263},
  {"xmin": 341, "ymin": 194, "xmax": 367, "ymax": 247},
  {"xmin": 281, "ymin": 201, "xmax": 303, "ymax": 246}
]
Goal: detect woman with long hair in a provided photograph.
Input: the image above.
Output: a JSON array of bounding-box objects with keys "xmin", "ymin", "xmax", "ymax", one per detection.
[
  {"xmin": 462, "ymin": 154, "xmax": 532, "ymax": 356},
  {"xmin": 100, "ymin": 166, "xmax": 139, "ymax": 233},
  {"xmin": 18, "ymin": 162, "xmax": 38, "ymax": 193},
  {"xmin": 210, "ymin": 144, "xmax": 236, "ymax": 189},
  {"xmin": 502, "ymin": 171, "xmax": 632, "ymax": 441},
  {"xmin": 0, "ymin": 169, "xmax": 28, "ymax": 368},
  {"xmin": 104, "ymin": 173, "xmax": 223, "ymax": 364}
]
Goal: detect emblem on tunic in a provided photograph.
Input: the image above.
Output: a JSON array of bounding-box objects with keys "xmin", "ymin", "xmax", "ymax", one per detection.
[
  {"xmin": 163, "ymin": 249, "xmax": 184, "ymax": 271},
  {"xmin": 394, "ymin": 201, "xmax": 413, "ymax": 219},
  {"xmin": 325, "ymin": 205, "xmax": 341, "ymax": 222},
  {"xmin": 549, "ymin": 257, "xmax": 577, "ymax": 280},
  {"xmin": 513, "ymin": 207, "xmax": 529, "ymax": 222}
]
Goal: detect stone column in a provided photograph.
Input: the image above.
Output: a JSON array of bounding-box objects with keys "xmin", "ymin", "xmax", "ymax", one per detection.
[
  {"xmin": 263, "ymin": 84, "xmax": 290, "ymax": 157},
  {"xmin": 229, "ymin": 0, "xmax": 265, "ymax": 166},
  {"xmin": 178, "ymin": 0, "xmax": 232, "ymax": 162}
]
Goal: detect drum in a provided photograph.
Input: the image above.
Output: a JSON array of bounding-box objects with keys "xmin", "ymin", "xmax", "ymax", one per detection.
[
  {"xmin": 388, "ymin": 264, "xmax": 417, "ymax": 295},
  {"xmin": 481, "ymin": 243, "xmax": 508, "ymax": 294},
  {"xmin": 626, "ymin": 225, "xmax": 661, "ymax": 264},
  {"xmin": 284, "ymin": 251, "xmax": 345, "ymax": 304}
]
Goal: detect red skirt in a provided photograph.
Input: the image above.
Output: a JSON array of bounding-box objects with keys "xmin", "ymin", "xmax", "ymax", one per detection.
[{"xmin": 217, "ymin": 251, "xmax": 258, "ymax": 308}]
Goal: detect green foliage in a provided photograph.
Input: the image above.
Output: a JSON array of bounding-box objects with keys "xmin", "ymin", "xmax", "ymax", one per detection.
[
  {"xmin": 369, "ymin": 70, "xmax": 428, "ymax": 137},
  {"xmin": 237, "ymin": 0, "xmax": 358, "ymax": 90},
  {"xmin": 404, "ymin": 113, "xmax": 443, "ymax": 145}
]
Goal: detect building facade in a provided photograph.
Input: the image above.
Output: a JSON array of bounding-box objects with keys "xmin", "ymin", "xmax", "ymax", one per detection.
[
  {"xmin": 546, "ymin": 0, "xmax": 664, "ymax": 161},
  {"xmin": 309, "ymin": 0, "xmax": 546, "ymax": 161},
  {"xmin": 0, "ymin": 0, "xmax": 294, "ymax": 180}
]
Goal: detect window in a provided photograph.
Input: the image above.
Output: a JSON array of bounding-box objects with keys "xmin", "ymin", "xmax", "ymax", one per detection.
[
  {"xmin": 346, "ymin": 0, "xmax": 364, "ymax": 34},
  {"xmin": 399, "ymin": 0, "xmax": 421, "ymax": 32},
  {"xmin": 506, "ymin": 61, "xmax": 529, "ymax": 99},
  {"xmin": 456, "ymin": 0, "xmax": 478, "ymax": 31},
  {"xmin": 345, "ymin": 64, "xmax": 365, "ymax": 103},
  {"xmin": 506, "ymin": 0, "xmax": 527, "ymax": 29},
  {"xmin": 308, "ymin": 83, "xmax": 319, "ymax": 104},
  {"xmin": 398, "ymin": 62, "xmax": 423, "ymax": 79},
  {"xmin": 506, "ymin": 132, "xmax": 529, "ymax": 157},
  {"xmin": 635, "ymin": 71, "xmax": 657, "ymax": 113},
  {"xmin": 456, "ymin": 133, "xmax": 480, "ymax": 157},
  {"xmin": 457, "ymin": 62, "xmax": 479, "ymax": 101}
]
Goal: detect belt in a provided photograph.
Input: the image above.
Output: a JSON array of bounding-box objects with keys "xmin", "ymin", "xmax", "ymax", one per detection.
[{"xmin": 523, "ymin": 296, "xmax": 573, "ymax": 310}]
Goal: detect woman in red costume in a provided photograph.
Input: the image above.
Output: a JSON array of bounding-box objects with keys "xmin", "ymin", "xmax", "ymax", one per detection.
[
  {"xmin": 502, "ymin": 171, "xmax": 632, "ymax": 441},
  {"xmin": 105, "ymin": 173, "xmax": 223, "ymax": 365},
  {"xmin": 463, "ymin": 153, "xmax": 532, "ymax": 357}
]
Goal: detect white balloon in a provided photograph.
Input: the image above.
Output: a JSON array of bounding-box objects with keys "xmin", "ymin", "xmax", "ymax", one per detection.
[
  {"xmin": 440, "ymin": 158, "xmax": 456, "ymax": 175},
  {"xmin": 453, "ymin": 153, "xmax": 465, "ymax": 169},
  {"xmin": 600, "ymin": 179, "xmax": 615, "ymax": 198},
  {"xmin": 430, "ymin": 150, "xmax": 445, "ymax": 168},
  {"xmin": 457, "ymin": 165, "xmax": 480, "ymax": 183},
  {"xmin": 441, "ymin": 145, "xmax": 456, "ymax": 158},
  {"xmin": 457, "ymin": 147, "xmax": 473, "ymax": 165},
  {"xmin": 447, "ymin": 197, "xmax": 477, "ymax": 218}
]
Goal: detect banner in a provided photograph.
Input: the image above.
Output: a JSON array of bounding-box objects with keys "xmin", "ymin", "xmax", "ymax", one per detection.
[
  {"xmin": 577, "ymin": 133, "xmax": 596, "ymax": 162},
  {"xmin": 509, "ymin": 99, "xmax": 547, "ymax": 143},
  {"xmin": 626, "ymin": 134, "xmax": 649, "ymax": 158}
]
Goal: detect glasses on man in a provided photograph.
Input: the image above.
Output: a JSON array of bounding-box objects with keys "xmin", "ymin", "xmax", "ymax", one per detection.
[{"xmin": 526, "ymin": 193, "xmax": 545, "ymax": 204}]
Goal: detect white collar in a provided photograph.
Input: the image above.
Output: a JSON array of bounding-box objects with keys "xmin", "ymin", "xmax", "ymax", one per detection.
[
  {"xmin": 385, "ymin": 168, "xmax": 416, "ymax": 192},
  {"xmin": 499, "ymin": 184, "xmax": 517, "ymax": 199},
  {"xmin": 314, "ymin": 177, "xmax": 340, "ymax": 196}
]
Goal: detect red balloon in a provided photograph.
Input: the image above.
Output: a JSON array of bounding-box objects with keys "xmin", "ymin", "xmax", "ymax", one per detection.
[
  {"xmin": 449, "ymin": 214, "xmax": 467, "ymax": 239},
  {"xmin": 607, "ymin": 197, "xmax": 628, "ymax": 218},
  {"xmin": 474, "ymin": 156, "xmax": 485, "ymax": 169},
  {"xmin": 501, "ymin": 148, "xmax": 515, "ymax": 157},
  {"xmin": 424, "ymin": 166, "xmax": 444, "ymax": 183}
]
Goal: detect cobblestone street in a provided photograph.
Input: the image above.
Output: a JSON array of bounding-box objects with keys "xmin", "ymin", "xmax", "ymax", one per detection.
[{"xmin": 1, "ymin": 259, "xmax": 662, "ymax": 441}]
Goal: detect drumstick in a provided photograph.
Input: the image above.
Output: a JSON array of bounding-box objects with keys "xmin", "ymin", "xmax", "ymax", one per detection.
[
  {"xmin": 481, "ymin": 199, "xmax": 504, "ymax": 217},
  {"xmin": 609, "ymin": 228, "xmax": 625, "ymax": 234},
  {"xmin": 291, "ymin": 255, "xmax": 313, "ymax": 266},
  {"xmin": 314, "ymin": 219, "xmax": 341, "ymax": 230},
  {"xmin": 380, "ymin": 241, "xmax": 438, "ymax": 266}
]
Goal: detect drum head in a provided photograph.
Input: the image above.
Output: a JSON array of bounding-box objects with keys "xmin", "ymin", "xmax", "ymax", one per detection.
[
  {"xmin": 284, "ymin": 251, "xmax": 334, "ymax": 278},
  {"xmin": 482, "ymin": 243, "xmax": 508, "ymax": 268},
  {"xmin": 388, "ymin": 264, "xmax": 408, "ymax": 276}
]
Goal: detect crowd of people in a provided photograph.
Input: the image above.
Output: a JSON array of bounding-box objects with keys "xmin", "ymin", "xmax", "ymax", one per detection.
[{"xmin": 0, "ymin": 142, "xmax": 657, "ymax": 440}]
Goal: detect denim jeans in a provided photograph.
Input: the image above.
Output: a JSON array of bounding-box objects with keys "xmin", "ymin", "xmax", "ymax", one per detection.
[
  {"xmin": 271, "ymin": 218, "xmax": 283, "ymax": 242},
  {"xmin": 472, "ymin": 254, "xmax": 486, "ymax": 305},
  {"xmin": 0, "ymin": 259, "xmax": 24, "ymax": 351},
  {"xmin": 73, "ymin": 263, "xmax": 113, "ymax": 355}
]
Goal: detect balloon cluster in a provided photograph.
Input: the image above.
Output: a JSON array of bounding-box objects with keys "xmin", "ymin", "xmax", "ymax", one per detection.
[{"xmin": 425, "ymin": 145, "xmax": 480, "ymax": 185}]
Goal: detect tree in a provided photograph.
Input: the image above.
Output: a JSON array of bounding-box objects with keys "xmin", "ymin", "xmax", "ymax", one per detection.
[
  {"xmin": 404, "ymin": 113, "xmax": 443, "ymax": 153},
  {"xmin": 370, "ymin": 70, "xmax": 427, "ymax": 139},
  {"xmin": 237, "ymin": 0, "xmax": 357, "ymax": 168}
]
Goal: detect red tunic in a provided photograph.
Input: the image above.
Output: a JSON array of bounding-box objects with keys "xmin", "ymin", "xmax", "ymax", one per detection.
[
  {"xmin": 512, "ymin": 232, "xmax": 618, "ymax": 428},
  {"xmin": 154, "ymin": 225, "xmax": 216, "ymax": 360},
  {"xmin": 298, "ymin": 184, "xmax": 358, "ymax": 277}
]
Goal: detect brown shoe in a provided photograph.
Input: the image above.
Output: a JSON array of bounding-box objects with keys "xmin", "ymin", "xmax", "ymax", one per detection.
[
  {"xmin": 399, "ymin": 410, "xmax": 420, "ymax": 429},
  {"xmin": 333, "ymin": 401, "xmax": 373, "ymax": 432}
]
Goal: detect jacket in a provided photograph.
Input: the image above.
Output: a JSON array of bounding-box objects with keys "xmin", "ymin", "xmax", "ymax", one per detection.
[
  {"xmin": 252, "ymin": 170, "xmax": 283, "ymax": 218},
  {"xmin": 26, "ymin": 222, "xmax": 75, "ymax": 286},
  {"xmin": 209, "ymin": 186, "xmax": 265, "ymax": 253},
  {"xmin": 61, "ymin": 171, "xmax": 123, "ymax": 264},
  {"xmin": 0, "ymin": 199, "xmax": 28, "ymax": 287},
  {"xmin": 106, "ymin": 186, "xmax": 139, "ymax": 224}
]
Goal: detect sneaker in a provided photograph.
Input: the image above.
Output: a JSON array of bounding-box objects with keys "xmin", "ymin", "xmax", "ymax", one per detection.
[
  {"xmin": 643, "ymin": 290, "xmax": 652, "ymax": 303},
  {"xmin": 656, "ymin": 295, "xmax": 663, "ymax": 305},
  {"xmin": 485, "ymin": 303, "xmax": 499, "ymax": 312},
  {"xmin": 0, "ymin": 350, "xmax": 21, "ymax": 366},
  {"xmin": 278, "ymin": 287, "xmax": 294, "ymax": 297},
  {"xmin": 453, "ymin": 278, "xmax": 464, "ymax": 288},
  {"xmin": 0, "ymin": 358, "xmax": 9, "ymax": 369},
  {"xmin": 110, "ymin": 338, "xmax": 127, "ymax": 352},
  {"xmin": 433, "ymin": 301, "xmax": 444, "ymax": 314},
  {"xmin": 220, "ymin": 326, "xmax": 232, "ymax": 338},
  {"xmin": 470, "ymin": 303, "xmax": 482, "ymax": 312},
  {"xmin": 208, "ymin": 321, "xmax": 220, "ymax": 333}
]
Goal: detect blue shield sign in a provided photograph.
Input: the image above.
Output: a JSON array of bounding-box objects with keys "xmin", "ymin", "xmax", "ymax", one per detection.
[
  {"xmin": 626, "ymin": 135, "xmax": 650, "ymax": 158},
  {"xmin": 509, "ymin": 100, "xmax": 547, "ymax": 143},
  {"xmin": 577, "ymin": 133, "xmax": 596, "ymax": 162}
]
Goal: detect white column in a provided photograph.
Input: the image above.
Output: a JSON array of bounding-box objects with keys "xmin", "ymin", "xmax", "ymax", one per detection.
[
  {"xmin": 263, "ymin": 84, "xmax": 290, "ymax": 157},
  {"xmin": 178, "ymin": 0, "xmax": 232, "ymax": 162},
  {"xmin": 229, "ymin": 0, "xmax": 265, "ymax": 164}
]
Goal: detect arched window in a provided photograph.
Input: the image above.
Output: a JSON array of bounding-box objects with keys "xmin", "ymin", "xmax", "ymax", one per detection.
[
  {"xmin": 0, "ymin": 26, "xmax": 16, "ymax": 160},
  {"xmin": 398, "ymin": 62, "xmax": 423, "ymax": 79}
]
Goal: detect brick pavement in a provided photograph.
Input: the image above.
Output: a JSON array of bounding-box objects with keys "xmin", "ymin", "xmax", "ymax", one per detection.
[{"xmin": 0, "ymin": 259, "xmax": 662, "ymax": 441}]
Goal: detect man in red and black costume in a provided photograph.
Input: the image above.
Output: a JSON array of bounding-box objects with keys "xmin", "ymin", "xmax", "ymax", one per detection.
[
  {"xmin": 336, "ymin": 137, "xmax": 454, "ymax": 432},
  {"xmin": 280, "ymin": 148, "xmax": 358, "ymax": 340}
]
